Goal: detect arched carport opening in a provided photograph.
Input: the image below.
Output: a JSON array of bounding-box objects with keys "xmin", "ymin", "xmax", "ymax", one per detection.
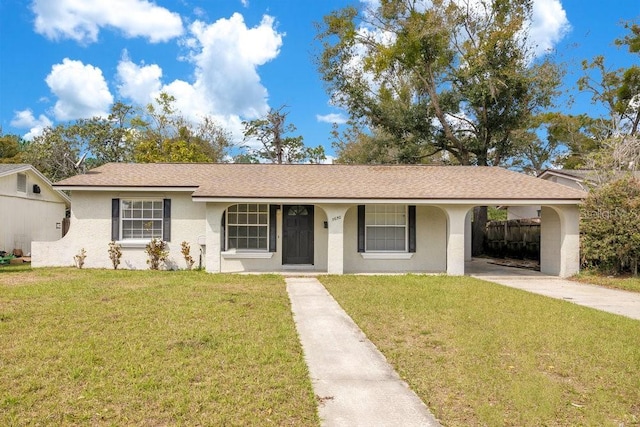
[{"xmin": 469, "ymin": 203, "xmax": 580, "ymax": 277}]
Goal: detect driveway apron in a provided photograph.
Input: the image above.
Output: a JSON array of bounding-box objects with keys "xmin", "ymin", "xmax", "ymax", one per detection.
[
  {"xmin": 467, "ymin": 259, "xmax": 640, "ymax": 321},
  {"xmin": 286, "ymin": 277, "xmax": 440, "ymax": 427}
]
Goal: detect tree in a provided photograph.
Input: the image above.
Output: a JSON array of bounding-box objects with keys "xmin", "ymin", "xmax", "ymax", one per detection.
[
  {"xmin": 0, "ymin": 132, "xmax": 24, "ymax": 163},
  {"xmin": 581, "ymin": 176, "xmax": 640, "ymax": 276},
  {"xmin": 20, "ymin": 124, "xmax": 83, "ymax": 181},
  {"xmin": 316, "ymin": 0, "xmax": 561, "ymax": 253},
  {"xmin": 578, "ymin": 55, "xmax": 639, "ymax": 138},
  {"xmin": 15, "ymin": 93, "xmax": 234, "ymax": 182},
  {"xmin": 232, "ymin": 152, "xmax": 260, "ymax": 164},
  {"xmin": 331, "ymin": 120, "xmax": 439, "ymax": 164},
  {"xmin": 242, "ymin": 106, "xmax": 326, "ymax": 164},
  {"xmin": 15, "ymin": 102, "xmax": 138, "ymax": 181},
  {"xmin": 71, "ymin": 102, "xmax": 138, "ymax": 165},
  {"xmin": 132, "ymin": 93, "xmax": 232, "ymax": 163},
  {"xmin": 507, "ymin": 113, "xmax": 606, "ymax": 175},
  {"xmin": 564, "ymin": 22, "xmax": 640, "ymax": 171}
]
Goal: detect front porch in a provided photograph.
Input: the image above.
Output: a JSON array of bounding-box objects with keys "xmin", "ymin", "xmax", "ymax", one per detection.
[{"xmin": 202, "ymin": 202, "xmax": 581, "ymax": 278}]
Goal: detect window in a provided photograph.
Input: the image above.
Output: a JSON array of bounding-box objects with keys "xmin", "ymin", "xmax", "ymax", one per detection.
[
  {"xmin": 121, "ymin": 200, "xmax": 164, "ymax": 239},
  {"xmin": 227, "ymin": 204, "xmax": 268, "ymax": 250},
  {"xmin": 287, "ymin": 205, "xmax": 308, "ymax": 216},
  {"xmin": 17, "ymin": 173, "xmax": 26, "ymax": 193},
  {"xmin": 365, "ymin": 205, "xmax": 407, "ymax": 251}
]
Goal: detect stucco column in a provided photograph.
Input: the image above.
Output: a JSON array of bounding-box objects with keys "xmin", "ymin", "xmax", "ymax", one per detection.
[
  {"xmin": 541, "ymin": 205, "xmax": 580, "ymax": 277},
  {"xmin": 464, "ymin": 209, "xmax": 473, "ymax": 262},
  {"xmin": 317, "ymin": 204, "xmax": 351, "ymax": 274},
  {"xmin": 205, "ymin": 203, "xmax": 227, "ymax": 273},
  {"xmin": 443, "ymin": 205, "xmax": 472, "ymax": 276}
]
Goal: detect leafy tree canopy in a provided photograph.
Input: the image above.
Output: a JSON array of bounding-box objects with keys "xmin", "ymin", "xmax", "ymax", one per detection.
[
  {"xmin": 0, "ymin": 132, "xmax": 24, "ymax": 163},
  {"xmin": 16, "ymin": 93, "xmax": 234, "ymax": 181},
  {"xmin": 242, "ymin": 106, "xmax": 325, "ymax": 164},
  {"xmin": 581, "ymin": 175, "xmax": 640, "ymax": 276},
  {"xmin": 316, "ymin": 0, "xmax": 562, "ymax": 166},
  {"xmin": 131, "ymin": 93, "xmax": 232, "ymax": 164},
  {"xmin": 559, "ymin": 21, "xmax": 640, "ymax": 172}
]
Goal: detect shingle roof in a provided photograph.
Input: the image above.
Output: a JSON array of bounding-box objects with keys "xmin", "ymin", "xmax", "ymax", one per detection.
[
  {"xmin": 54, "ymin": 162, "xmax": 586, "ymax": 201},
  {"xmin": 0, "ymin": 163, "xmax": 30, "ymax": 176}
]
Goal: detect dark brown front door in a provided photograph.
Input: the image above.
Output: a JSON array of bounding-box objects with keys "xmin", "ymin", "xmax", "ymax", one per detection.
[{"xmin": 283, "ymin": 205, "xmax": 314, "ymax": 264}]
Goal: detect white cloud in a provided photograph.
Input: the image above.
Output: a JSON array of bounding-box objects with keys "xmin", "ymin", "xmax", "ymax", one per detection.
[
  {"xmin": 530, "ymin": 0, "xmax": 571, "ymax": 57},
  {"xmin": 188, "ymin": 13, "xmax": 283, "ymax": 118},
  {"xmin": 10, "ymin": 109, "xmax": 53, "ymax": 140},
  {"xmin": 45, "ymin": 58, "xmax": 114, "ymax": 121},
  {"xmin": 316, "ymin": 113, "xmax": 348, "ymax": 124},
  {"xmin": 116, "ymin": 13, "xmax": 283, "ymax": 143},
  {"xmin": 321, "ymin": 155, "xmax": 336, "ymax": 164},
  {"xmin": 116, "ymin": 53, "xmax": 163, "ymax": 105},
  {"xmin": 31, "ymin": 0, "xmax": 183, "ymax": 44}
]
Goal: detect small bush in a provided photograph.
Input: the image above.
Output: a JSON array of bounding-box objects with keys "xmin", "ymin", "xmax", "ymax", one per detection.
[
  {"xmin": 74, "ymin": 248, "xmax": 86, "ymax": 269},
  {"xmin": 181, "ymin": 241, "xmax": 195, "ymax": 270},
  {"xmin": 108, "ymin": 241, "xmax": 122, "ymax": 270},
  {"xmin": 145, "ymin": 238, "xmax": 168, "ymax": 270}
]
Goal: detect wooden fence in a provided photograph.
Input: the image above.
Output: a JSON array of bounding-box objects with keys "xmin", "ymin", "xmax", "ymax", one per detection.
[{"xmin": 485, "ymin": 218, "xmax": 540, "ymax": 260}]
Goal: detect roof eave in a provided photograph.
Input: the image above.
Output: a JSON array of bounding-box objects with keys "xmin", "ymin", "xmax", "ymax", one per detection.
[
  {"xmin": 54, "ymin": 185, "xmax": 199, "ymax": 192},
  {"xmin": 538, "ymin": 169, "xmax": 587, "ymax": 182},
  {"xmin": 191, "ymin": 196, "xmax": 584, "ymax": 205}
]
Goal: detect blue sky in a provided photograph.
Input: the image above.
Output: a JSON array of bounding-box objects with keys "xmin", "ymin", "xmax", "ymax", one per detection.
[{"xmin": 0, "ymin": 0, "xmax": 638, "ymax": 160}]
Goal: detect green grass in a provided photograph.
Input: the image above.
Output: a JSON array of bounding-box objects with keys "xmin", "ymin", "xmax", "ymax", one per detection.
[
  {"xmin": 320, "ymin": 274, "xmax": 640, "ymax": 427},
  {"xmin": 573, "ymin": 270, "xmax": 640, "ymax": 293},
  {"xmin": 0, "ymin": 263, "xmax": 32, "ymax": 273},
  {"xmin": 0, "ymin": 268, "xmax": 318, "ymax": 426}
]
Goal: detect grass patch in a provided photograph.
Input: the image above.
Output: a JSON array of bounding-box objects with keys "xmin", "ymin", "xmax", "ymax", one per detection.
[
  {"xmin": 0, "ymin": 268, "xmax": 318, "ymax": 426},
  {"xmin": 320, "ymin": 274, "xmax": 640, "ymax": 426},
  {"xmin": 572, "ymin": 270, "xmax": 640, "ymax": 293},
  {"xmin": 0, "ymin": 263, "xmax": 32, "ymax": 273}
]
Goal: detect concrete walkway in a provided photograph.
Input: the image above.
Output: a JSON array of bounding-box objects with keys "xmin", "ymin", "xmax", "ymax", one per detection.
[
  {"xmin": 286, "ymin": 277, "xmax": 440, "ymax": 427},
  {"xmin": 467, "ymin": 258, "xmax": 640, "ymax": 321}
]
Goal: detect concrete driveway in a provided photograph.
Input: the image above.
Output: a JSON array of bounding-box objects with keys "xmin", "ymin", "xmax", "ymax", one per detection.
[{"xmin": 467, "ymin": 258, "xmax": 640, "ymax": 321}]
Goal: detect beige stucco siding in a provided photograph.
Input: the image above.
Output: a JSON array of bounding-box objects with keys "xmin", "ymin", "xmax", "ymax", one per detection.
[
  {"xmin": 219, "ymin": 206, "xmax": 329, "ymax": 272},
  {"xmin": 0, "ymin": 170, "xmax": 67, "ymax": 253},
  {"xmin": 507, "ymin": 205, "xmax": 540, "ymax": 220},
  {"xmin": 32, "ymin": 191, "xmax": 206, "ymax": 269},
  {"xmin": 343, "ymin": 206, "xmax": 447, "ymax": 273}
]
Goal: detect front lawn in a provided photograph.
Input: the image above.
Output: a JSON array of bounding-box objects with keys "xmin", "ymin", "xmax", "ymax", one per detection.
[
  {"xmin": 572, "ymin": 270, "xmax": 640, "ymax": 293},
  {"xmin": 320, "ymin": 274, "xmax": 640, "ymax": 427},
  {"xmin": 0, "ymin": 268, "xmax": 318, "ymax": 426}
]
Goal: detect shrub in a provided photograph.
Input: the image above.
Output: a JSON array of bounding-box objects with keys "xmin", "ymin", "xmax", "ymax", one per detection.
[
  {"xmin": 581, "ymin": 175, "xmax": 640, "ymax": 275},
  {"xmin": 108, "ymin": 241, "xmax": 122, "ymax": 270},
  {"xmin": 180, "ymin": 241, "xmax": 195, "ymax": 270},
  {"xmin": 145, "ymin": 238, "xmax": 169, "ymax": 270},
  {"xmin": 74, "ymin": 248, "xmax": 86, "ymax": 269}
]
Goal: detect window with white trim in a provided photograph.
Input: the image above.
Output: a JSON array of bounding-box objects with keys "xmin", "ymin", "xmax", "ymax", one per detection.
[
  {"xmin": 365, "ymin": 204, "xmax": 407, "ymax": 251},
  {"xmin": 227, "ymin": 204, "xmax": 269, "ymax": 250},
  {"xmin": 17, "ymin": 173, "xmax": 27, "ymax": 193},
  {"xmin": 121, "ymin": 200, "xmax": 164, "ymax": 239}
]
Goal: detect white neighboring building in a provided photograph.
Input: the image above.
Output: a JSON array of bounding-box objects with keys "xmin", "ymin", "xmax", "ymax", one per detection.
[
  {"xmin": 0, "ymin": 164, "xmax": 70, "ymax": 254},
  {"xmin": 506, "ymin": 169, "xmax": 597, "ymax": 220},
  {"xmin": 33, "ymin": 163, "xmax": 585, "ymax": 277}
]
